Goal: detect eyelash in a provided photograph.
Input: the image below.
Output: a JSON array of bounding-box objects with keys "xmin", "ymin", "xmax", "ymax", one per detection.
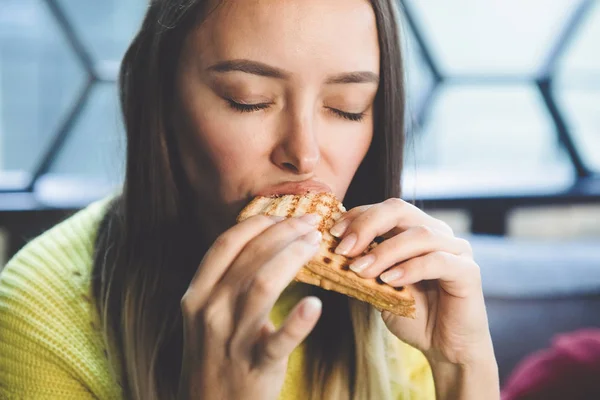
[
  {"xmin": 227, "ymin": 100, "xmax": 271, "ymax": 113},
  {"xmin": 226, "ymin": 99, "xmax": 365, "ymax": 122},
  {"xmin": 326, "ymin": 107, "xmax": 365, "ymax": 122}
]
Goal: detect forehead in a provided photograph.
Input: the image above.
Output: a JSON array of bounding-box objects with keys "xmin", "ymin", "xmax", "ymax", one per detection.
[{"xmin": 192, "ymin": 0, "xmax": 380, "ymax": 74}]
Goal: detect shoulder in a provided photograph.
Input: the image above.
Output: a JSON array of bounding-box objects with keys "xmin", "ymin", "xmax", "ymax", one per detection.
[
  {"xmin": 0, "ymin": 197, "xmax": 121, "ymax": 398},
  {"xmin": 1, "ymin": 197, "xmax": 110, "ymax": 313}
]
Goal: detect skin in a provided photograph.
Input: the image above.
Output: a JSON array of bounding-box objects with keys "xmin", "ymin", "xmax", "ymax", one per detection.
[
  {"xmin": 175, "ymin": 0, "xmax": 378, "ymax": 240},
  {"xmin": 175, "ymin": 0, "xmax": 499, "ymax": 398}
]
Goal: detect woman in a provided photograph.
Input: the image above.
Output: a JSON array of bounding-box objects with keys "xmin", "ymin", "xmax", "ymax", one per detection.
[{"xmin": 0, "ymin": 0, "xmax": 499, "ymax": 399}]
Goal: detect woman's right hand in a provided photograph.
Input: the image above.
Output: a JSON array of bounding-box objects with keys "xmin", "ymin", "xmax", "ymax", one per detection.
[{"xmin": 178, "ymin": 214, "xmax": 323, "ymax": 400}]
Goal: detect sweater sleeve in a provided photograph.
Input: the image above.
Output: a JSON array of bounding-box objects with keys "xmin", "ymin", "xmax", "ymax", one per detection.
[{"xmin": 0, "ymin": 200, "xmax": 121, "ymax": 399}]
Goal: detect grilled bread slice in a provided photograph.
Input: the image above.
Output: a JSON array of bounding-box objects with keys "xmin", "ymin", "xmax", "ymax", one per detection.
[{"xmin": 237, "ymin": 192, "xmax": 416, "ymax": 318}]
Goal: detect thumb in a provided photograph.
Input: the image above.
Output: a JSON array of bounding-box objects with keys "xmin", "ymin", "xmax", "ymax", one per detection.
[{"xmin": 256, "ymin": 296, "xmax": 322, "ymax": 366}]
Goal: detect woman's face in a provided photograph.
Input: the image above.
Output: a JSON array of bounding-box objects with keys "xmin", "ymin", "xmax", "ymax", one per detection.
[{"xmin": 175, "ymin": 0, "xmax": 380, "ymax": 234}]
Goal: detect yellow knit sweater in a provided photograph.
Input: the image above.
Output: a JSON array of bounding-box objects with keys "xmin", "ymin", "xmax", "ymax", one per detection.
[{"xmin": 0, "ymin": 200, "xmax": 434, "ymax": 399}]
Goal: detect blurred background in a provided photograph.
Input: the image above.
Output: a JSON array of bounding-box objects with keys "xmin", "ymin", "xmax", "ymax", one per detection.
[{"xmin": 0, "ymin": 0, "xmax": 599, "ymax": 388}]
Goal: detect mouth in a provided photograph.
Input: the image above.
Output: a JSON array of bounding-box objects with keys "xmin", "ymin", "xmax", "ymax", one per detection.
[{"xmin": 256, "ymin": 180, "xmax": 332, "ymax": 197}]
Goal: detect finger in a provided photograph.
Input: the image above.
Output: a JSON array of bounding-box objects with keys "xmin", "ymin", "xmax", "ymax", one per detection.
[
  {"xmin": 329, "ymin": 204, "xmax": 373, "ymax": 237},
  {"xmin": 188, "ymin": 214, "xmax": 320, "ymax": 335},
  {"xmin": 182, "ymin": 214, "xmax": 283, "ymax": 312},
  {"xmin": 231, "ymin": 230, "xmax": 322, "ymax": 350},
  {"xmin": 218, "ymin": 214, "xmax": 322, "ymax": 289},
  {"xmin": 199, "ymin": 216, "xmax": 320, "ymax": 349},
  {"xmin": 256, "ymin": 296, "xmax": 322, "ymax": 366},
  {"xmin": 348, "ymin": 225, "xmax": 473, "ymax": 279},
  {"xmin": 380, "ymin": 251, "xmax": 482, "ymax": 298},
  {"xmin": 332, "ymin": 198, "xmax": 453, "ymax": 258}
]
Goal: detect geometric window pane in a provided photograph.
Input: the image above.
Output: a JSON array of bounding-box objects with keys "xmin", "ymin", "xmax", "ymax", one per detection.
[
  {"xmin": 400, "ymin": 12, "xmax": 436, "ymax": 131},
  {"xmin": 555, "ymin": 1, "xmax": 600, "ymax": 172},
  {"xmin": 0, "ymin": 0, "xmax": 86, "ymax": 183},
  {"xmin": 404, "ymin": 0, "xmax": 576, "ymax": 76},
  {"xmin": 57, "ymin": 0, "xmax": 146, "ymax": 78},
  {"xmin": 403, "ymin": 84, "xmax": 575, "ymax": 198},
  {"xmin": 555, "ymin": 90, "xmax": 600, "ymax": 172},
  {"xmin": 49, "ymin": 83, "xmax": 124, "ymax": 185},
  {"xmin": 557, "ymin": 0, "xmax": 600, "ymax": 78}
]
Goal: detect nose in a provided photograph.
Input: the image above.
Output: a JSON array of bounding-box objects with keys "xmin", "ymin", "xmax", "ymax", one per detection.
[{"xmin": 271, "ymin": 107, "xmax": 320, "ymax": 175}]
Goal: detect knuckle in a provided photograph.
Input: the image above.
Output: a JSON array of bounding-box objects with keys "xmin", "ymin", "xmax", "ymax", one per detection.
[
  {"xmin": 199, "ymin": 302, "xmax": 226, "ymax": 333},
  {"xmin": 414, "ymin": 224, "xmax": 435, "ymax": 239},
  {"xmin": 348, "ymin": 204, "xmax": 371, "ymax": 215},
  {"xmin": 245, "ymin": 239, "xmax": 272, "ymax": 258},
  {"xmin": 457, "ymin": 238, "xmax": 473, "ymax": 254},
  {"xmin": 180, "ymin": 291, "xmax": 196, "ymax": 316},
  {"xmin": 212, "ymin": 232, "xmax": 233, "ymax": 252},
  {"xmin": 287, "ymin": 240, "xmax": 312, "ymax": 259},
  {"xmin": 262, "ymin": 342, "xmax": 283, "ymax": 362},
  {"xmin": 430, "ymin": 250, "xmax": 451, "ymax": 266},
  {"xmin": 286, "ymin": 217, "xmax": 307, "ymax": 231},
  {"xmin": 439, "ymin": 221, "xmax": 455, "ymax": 235},
  {"xmin": 384, "ymin": 197, "xmax": 405, "ymax": 209},
  {"xmin": 465, "ymin": 259, "xmax": 482, "ymax": 280},
  {"xmin": 251, "ymin": 275, "xmax": 276, "ymax": 297},
  {"xmin": 251, "ymin": 214, "xmax": 274, "ymax": 225},
  {"xmin": 283, "ymin": 319, "xmax": 304, "ymax": 340}
]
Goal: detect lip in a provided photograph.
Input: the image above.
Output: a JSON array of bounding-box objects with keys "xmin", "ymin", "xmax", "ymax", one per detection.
[{"xmin": 256, "ymin": 180, "xmax": 332, "ymax": 197}]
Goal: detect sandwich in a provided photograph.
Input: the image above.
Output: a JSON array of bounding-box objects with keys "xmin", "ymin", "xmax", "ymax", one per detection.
[{"xmin": 237, "ymin": 192, "xmax": 416, "ymax": 318}]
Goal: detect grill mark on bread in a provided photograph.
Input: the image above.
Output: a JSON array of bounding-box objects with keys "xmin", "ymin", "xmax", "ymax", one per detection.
[
  {"xmin": 287, "ymin": 195, "xmax": 300, "ymax": 218},
  {"xmin": 265, "ymin": 198, "xmax": 278, "ymax": 215},
  {"xmin": 306, "ymin": 195, "xmax": 318, "ymax": 215},
  {"xmin": 237, "ymin": 193, "xmax": 416, "ymax": 317}
]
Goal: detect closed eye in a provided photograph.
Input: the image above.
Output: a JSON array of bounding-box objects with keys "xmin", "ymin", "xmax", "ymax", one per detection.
[
  {"xmin": 227, "ymin": 99, "xmax": 271, "ymax": 113},
  {"xmin": 326, "ymin": 107, "xmax": 365, "ymax": 122}
]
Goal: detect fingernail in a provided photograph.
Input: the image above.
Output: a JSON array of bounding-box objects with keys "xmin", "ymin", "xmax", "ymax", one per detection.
[
  {"xmin": 302, "ymin": 230, "xmax": 322, "ymax": 246},
  {"xmin": 349, "ymin": 254, "xmax": 376, "ymax": 273},
  {"xmin": 330, "ymin": 219, "xmax": 350, "ymax": 238},
  {"xmin": 301, "ymin": 297, "xmax": 322, "ymax": 319},
  {"xmin": 300, "ymin": 213, "xmax": 321, "ymax": 225},
  {"xmin": 380, "ymin": 269, "xmax": 404, "ymax": 283},
  {"xmin": 335, "ymin": 233, "xmax": 357, "ymax": 255},
  {"xmin": 270, "ymin": 216, "xmax": 286, "ymax": 222}
]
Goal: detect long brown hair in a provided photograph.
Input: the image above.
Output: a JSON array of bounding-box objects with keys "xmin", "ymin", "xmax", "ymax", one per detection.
[{"xmin": 92, "ymin": 1, "xmax": 406, "ymax": 398}]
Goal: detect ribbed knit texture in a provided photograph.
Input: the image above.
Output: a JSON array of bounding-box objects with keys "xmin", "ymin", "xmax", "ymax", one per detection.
[
  {"xmin": 0, "ymin": 200, "xmax": 434, "ymax": 399},
  {"xmin": 0, "ymin": 199, "xmax": 120, "ymax": 399}
]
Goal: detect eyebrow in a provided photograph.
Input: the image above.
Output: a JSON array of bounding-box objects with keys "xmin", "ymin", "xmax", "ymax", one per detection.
[
  {"xmin": 208, "ymin": 59, "xmax": 379, "ymax": 85},
  {"xmin": 208, "ymin": 60, "xmax": 288, "ymax": 79},
  {"xmin": 325, "ymin": 71, "xmax": 379, "ymax": 85}
]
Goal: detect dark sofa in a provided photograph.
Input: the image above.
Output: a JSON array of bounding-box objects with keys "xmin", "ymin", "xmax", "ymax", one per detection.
[{"xmin": 470, "ymin": 235, "xmax": 600, "ymax": 383}]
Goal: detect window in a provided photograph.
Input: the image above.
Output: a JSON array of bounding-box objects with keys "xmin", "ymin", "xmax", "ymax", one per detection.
[{"xmin": 0, "ymin": 0, "xmax": 598, "ymax": 205}]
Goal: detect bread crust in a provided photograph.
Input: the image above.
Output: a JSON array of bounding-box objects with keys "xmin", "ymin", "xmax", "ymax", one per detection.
[{"xmin": 237, "ymin": 193, "xmax": 416, "ymax": 318}]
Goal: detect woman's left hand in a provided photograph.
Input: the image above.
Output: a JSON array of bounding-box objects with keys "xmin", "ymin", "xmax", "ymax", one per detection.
[{"xmin": 329, "ymin": 198, "xmax": 495, "ymax": 368}]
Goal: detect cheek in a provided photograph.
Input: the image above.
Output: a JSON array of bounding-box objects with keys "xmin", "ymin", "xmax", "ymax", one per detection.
[
  {"xmin": 323, "ymin": 126, "xmax": 373, "ymax": 186},
  {"xmin": 183, "ymin": 103, "xmax": 270, "ymax": 198},
  {"xmin": 197, "ymin": 116, "xmax": 250, "ymax": 173}
]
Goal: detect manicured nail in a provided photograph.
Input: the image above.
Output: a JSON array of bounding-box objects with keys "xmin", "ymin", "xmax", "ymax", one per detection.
[
  {"xmin": 270, "ymin": 216, "xmax": 286, "ymax": 222},
  {"xmin": 380, "ymin": 269, "xmax": 404, "ymax": 283},
  {"xmin": 301, "ymin": 297, "xmax": 322, "ymax": 319},
  {"xmin": 300, "ymin": 213, "xmax": 321, "ymax": 225},
  {"xmin": 335, "ymin": 233, "xmax": 357, "ymax": 255},
  {"xmin": 349, "ymin": 254, "xmax": 376, "ymax": 273},
  {"xmin": 302, "ymin": 230, "xmax": 322, "ymax": 246},
  {"xmin": 330, "ymin": 219, "xmax": 350, "ymax": 237}
]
